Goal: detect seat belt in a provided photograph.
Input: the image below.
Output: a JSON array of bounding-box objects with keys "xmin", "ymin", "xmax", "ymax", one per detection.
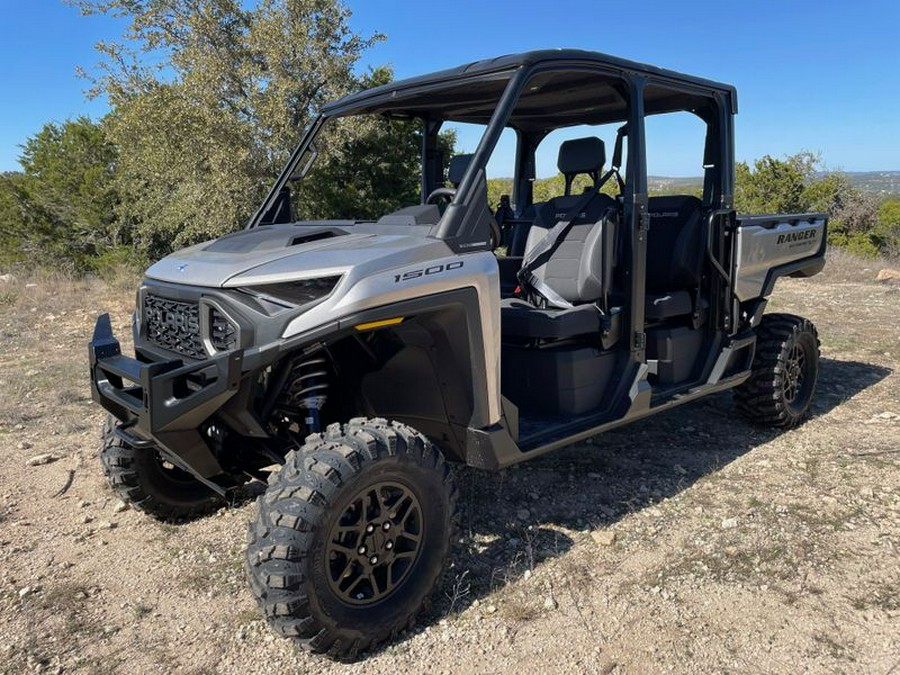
[
  {"xmin": 517, "ymin": 168, "xmax": 617, "ymax": 309},
  {"xmin": 494, "ymin": 194, "xmax": 514, "ymax": 249}
]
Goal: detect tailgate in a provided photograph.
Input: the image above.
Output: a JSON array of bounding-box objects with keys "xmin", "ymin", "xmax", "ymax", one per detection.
[{"xmin": 733, "ymin": 213, "xmax": 827, "ymax": 301}]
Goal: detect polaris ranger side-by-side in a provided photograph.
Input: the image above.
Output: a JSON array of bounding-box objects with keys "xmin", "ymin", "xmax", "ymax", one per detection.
[{"xmin": 89, "ymin": 50, "xmax": 826, "ymax": 657}]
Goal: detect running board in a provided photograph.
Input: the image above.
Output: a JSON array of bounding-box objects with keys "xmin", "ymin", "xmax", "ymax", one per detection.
[{"xmin": 514, "ymin": 369, "xmax": 751, "ymax": 459}]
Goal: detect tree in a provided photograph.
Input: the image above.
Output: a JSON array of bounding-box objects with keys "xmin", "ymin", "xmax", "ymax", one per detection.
[
  {"xmin": 72, "ymin": 0, "xmax": 384, "ymax": 256},
  {"xmin": 296, "ymin": 67, "xmax": 455, "ymax": 221},
  {"xmin": 734, "ymin": 152, "xmax": 818, "ymax": 214},
  {"xmin": 801, "ymin": 172, "xmax": 851, "ymax": 215},
  {"xmin": 731, "ymin": 152, "xmax": 894, "ymax": 257},
  {"xmin": 878, "ymin": 199, "xmax": 900, "ymax": 229},
  {"xmin": 486, "ymin": 178, "xmax": 513, "ymax": 211},
  {"xmin": 874, "ymin": 198, "xmax": 900, "ymax": 258},
  {"xmin": 0, "ymin": 173, "xmax": 27, "ymax": 268},
  {"xmin": 0, "ymin": 117, "xmax": 120, "ymax": 270}
]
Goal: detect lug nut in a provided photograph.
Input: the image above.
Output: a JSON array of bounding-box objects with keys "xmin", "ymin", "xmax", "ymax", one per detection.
[
  {"xmin": 385, "ymin": 541, "xmax": 393, "ymax": 550},
  {"xmin": 358, "ymin": 545, "xmax": 367, "ymax": 555},
  {"xmin": 365, "ymin": 524, "xmax": 375, "ymax": 534},
  {"xmin": 382, "ymin": 522, "xmax": 391, "ymax": 531},
  {"xmin": 369, "ymin": 555, "xmax": 379, "ymax": 565}
]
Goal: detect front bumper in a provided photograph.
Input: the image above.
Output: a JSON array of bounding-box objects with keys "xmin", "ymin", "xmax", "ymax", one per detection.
[{"xmin": 89, "ymin": 313, "xmax": 244, "ymax": 486}]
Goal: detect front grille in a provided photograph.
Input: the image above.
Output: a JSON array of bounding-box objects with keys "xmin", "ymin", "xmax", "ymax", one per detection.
[{"xmin": 143, "ymin": 295, "xmax": 205, "ymax": 359}]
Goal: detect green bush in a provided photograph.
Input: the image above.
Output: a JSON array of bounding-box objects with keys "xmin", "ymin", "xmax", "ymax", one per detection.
[
  {"xmin": 828, "ymin": 230, "xmax": 881, "ymax": 258},
  {"xmin": 86, "ymin": 245, "xmax": 148, "ymax": 282}
]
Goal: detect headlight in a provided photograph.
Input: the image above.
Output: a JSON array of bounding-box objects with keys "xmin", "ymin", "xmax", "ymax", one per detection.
[{"xmin": 240, "ymin": 275, "xmax": 341, "ymax": 311}]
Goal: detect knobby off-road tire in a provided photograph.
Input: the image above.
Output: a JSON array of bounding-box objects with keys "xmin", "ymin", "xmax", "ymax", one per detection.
[
  {"xmin": 99, "ymin": 414, "xmax": 222, "ymax": 520},
  {"xmin": 245, "ymin": 418, "xmax": 459, "ymax": 659},
  {"xmin": 735, "ymin": 313, "xmax": 820, "ymax": 428}
]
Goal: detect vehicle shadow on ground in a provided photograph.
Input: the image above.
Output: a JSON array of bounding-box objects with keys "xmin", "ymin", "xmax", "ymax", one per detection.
[{"xmin": 414, "ymin": 357, "xmax": 891, "ymax": 627}]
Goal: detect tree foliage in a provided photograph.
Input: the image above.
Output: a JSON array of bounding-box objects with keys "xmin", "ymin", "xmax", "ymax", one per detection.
[
  {"xmin": 486, "ymin": 173, "xmax": 620, "ymax": 212},
  {"xmin": 0, "ymin": 173, "xmax": 27, "ymax": 268},
  {"xmin": 875, "ymin": 199, "xmax": 900, "ymax": 258},
  {"xmin": 295, "ymin": 67, "xmax": 455, "ymax": 221},
  {"xmin": 734, "ymin": 152, "xmax": 897, "ymax": 258},
  {"xmin": 0, "ymin": 117, "xmax": 120, "ymax": 270},
  {"xmin": 71, "ymin": 0, "xmax": 384, "ymax": 255},
  {"xmin": 734, "ymin": 152, "xmax": 819, "ymax": 214},
  {"xmin": 1, "ymin": 1, "xmax": 898, "ymax": 275}
]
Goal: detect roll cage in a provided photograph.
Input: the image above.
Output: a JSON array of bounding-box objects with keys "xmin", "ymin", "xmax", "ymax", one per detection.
[
  {"xmin": 249, "ymin": 49, "xmax": 738, "ymax": 364},
  {"xmin": 251, "ymin": 49, "xmax": 736, "ymax": 232}
]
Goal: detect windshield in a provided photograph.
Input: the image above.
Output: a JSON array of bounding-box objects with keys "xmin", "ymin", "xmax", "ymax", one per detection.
[
  {"xmin": 251, "ymin": 71, "xmax": 517, "ymax": 228},
  {"xmin": 255, "ymin": 114, "xmax": 454, "ymax": 225}
]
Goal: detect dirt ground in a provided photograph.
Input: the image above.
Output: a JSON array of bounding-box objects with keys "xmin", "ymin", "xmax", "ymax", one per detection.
[{"xmin": 1, "ymin": 250, "xmax": 898, "ymax": 674}]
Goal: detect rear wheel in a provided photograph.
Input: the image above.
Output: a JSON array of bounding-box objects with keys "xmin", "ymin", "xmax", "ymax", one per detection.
[
  {"xmin": 735, "ymin": 313, "xmax": 820, "ymax": 427},
  {"xmin": 99, "ymin": 414, "xmax": 222, "ymax": 520},
  {"xmin": 245, "ymin": 418, "xmax": 458, "ymax": 659}
]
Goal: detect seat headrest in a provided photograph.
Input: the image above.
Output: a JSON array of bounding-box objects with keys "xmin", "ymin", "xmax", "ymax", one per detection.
[
  {"xmin": 448, "ymin": 154, "xmax": 474, "ymax": 186},
  {"xmin": 557, "ymin": 137, "xmax": 606, "ymax": 176}
]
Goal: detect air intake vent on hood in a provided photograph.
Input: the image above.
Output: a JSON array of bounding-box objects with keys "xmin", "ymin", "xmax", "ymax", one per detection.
[
  {"xmin": 289, "ymin": 231, "xmax": 337, "ymax": 247},
  {"xmin": 202, "ymin": 226, "xmax": 343, "ymax": 253}
]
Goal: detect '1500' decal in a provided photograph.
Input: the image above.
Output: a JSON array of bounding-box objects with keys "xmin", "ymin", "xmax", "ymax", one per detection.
[{"xmin": 393, "ymin": 261, "xmax": 464, "ymax": 283}]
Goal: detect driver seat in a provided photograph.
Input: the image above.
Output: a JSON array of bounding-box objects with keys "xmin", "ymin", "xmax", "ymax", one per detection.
[
  {"xmin": 448, "ymin": 154, "xmax": 474, "ymax": 188},
  {"xmin": 427, "ymin": 154, "xmax": 476, "ymax": 217}
]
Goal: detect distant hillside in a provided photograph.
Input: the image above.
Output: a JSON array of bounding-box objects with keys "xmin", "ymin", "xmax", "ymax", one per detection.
[
  {"xmin": 648, "ymin": 176, "xmax": 702, "ymax": 195},
  {"xmin": 647, "ymin": 171, "xmax": 900, "ymax": 197},
  {"xmin": 830, "ymin": 171, "xmax": 900, "ymax": 195}
]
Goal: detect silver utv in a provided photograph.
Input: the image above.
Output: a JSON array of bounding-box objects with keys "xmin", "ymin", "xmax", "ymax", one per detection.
[{"xmin": 89, "ymin": 50, "xmax": 826, "ymax": 657}]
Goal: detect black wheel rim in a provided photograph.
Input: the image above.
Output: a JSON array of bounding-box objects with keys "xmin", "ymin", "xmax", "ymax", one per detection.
[
  {"xmin": 325, "ymin": 481, "xmax": 424, "ymax": 606},
  {"xmin": 783, "ymin": 340, "xmax": 813, "ymax": 408}
]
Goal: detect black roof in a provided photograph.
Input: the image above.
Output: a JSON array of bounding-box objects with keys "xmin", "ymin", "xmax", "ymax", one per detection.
[{"xmin": 322, "ymin": 49, "xmax": 738, "ymax": 125}]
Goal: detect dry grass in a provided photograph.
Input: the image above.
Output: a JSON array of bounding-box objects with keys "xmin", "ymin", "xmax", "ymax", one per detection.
[{"xmin": 821, "ymin": 246, "xmax": 892, "ymax": 283}]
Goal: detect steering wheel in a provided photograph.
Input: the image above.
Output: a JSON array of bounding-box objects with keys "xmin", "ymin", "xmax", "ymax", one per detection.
[
  {"xmin": 426, "ymin": 187, "xmax": 456, "ymax": 205},
  {"xmin": 487, "ymin": 215, "xmax": 501, "ymax": 250},
  {"xmin": 426, "ymin": 187, "xmax": 501, "ymax": 249}
]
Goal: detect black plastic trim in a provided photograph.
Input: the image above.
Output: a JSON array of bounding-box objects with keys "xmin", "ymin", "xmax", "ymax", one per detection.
[
  {"xmin": 334, "ymin": 287, "xmax": 490, "ymax": 432},
  {"xmin": 322, "ymin": 50, "xmax": 737, "ymax": 118},
  {"xmin": 91, "ymin": 285, "xmax": 490, "ymax": 473},
  {"xmin": 470, "ymin": 367, "xmax": 750, "ymax": 470}
]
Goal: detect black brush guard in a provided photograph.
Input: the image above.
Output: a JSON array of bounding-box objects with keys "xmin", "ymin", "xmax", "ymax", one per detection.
[{"xmin": 88, "ymin": 313, "xmax": 244, "ymax": 495}]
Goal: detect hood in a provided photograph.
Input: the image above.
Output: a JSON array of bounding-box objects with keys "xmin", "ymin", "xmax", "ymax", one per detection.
[{"xmin": 145, "ymin": 223, "xmax": 443, "ymax": 288}]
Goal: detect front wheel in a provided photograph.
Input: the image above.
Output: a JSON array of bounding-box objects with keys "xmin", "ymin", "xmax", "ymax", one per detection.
[
  {"xmin": 245, "ymin": 418, "xmax": 458, "ymax": 659},
  {"xmin": 99, "ymin": 414, "xmax": 222, "ymax": 520},
  {"xmin": 735, "ymin": 313, "xmax": 820, "ymax": 428}
]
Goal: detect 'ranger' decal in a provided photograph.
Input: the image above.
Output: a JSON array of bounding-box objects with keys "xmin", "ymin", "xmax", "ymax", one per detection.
[{"xmin": 776, "ymin": 229, "xmax": 817, "ymax": 245}]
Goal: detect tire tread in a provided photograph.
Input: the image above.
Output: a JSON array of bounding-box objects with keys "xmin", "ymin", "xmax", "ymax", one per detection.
[
  {"xmin": 245, "ymin": 418, "xmax": 458, "ymax": 659},
  {"xmin": 99, "ymin": 415, "xmax": 221, "ymax": 520},
  {"xmin": 735, "ymin": 313, "xmax": 820, "ymax": 428}
]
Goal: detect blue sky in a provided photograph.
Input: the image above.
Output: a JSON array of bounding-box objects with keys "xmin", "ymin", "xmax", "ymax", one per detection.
[{"xmin": 1, "ymin": 0, "xmax": 898, "ymax": 177}]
